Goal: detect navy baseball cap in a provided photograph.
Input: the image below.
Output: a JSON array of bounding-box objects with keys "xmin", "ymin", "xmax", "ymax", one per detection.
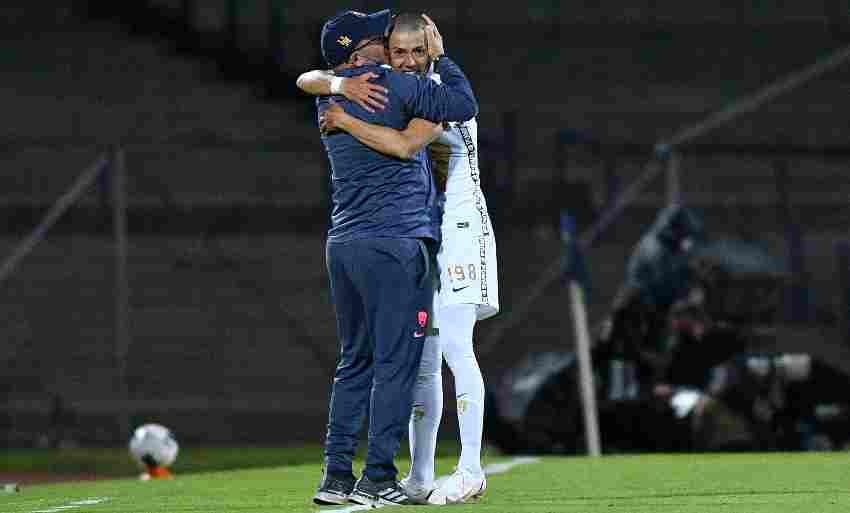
[{"xmin": 321, "ymin": 9, "xmax": 391, "ymax": 68}]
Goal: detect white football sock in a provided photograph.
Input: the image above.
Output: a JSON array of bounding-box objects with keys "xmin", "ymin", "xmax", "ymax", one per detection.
[
  {"xmin": 408, "ymin": 333, "xmax": 442, "ymax": 487},
  {"xmin": 440, "ymin": 303, "xmax": 484, "ymax": 477}
]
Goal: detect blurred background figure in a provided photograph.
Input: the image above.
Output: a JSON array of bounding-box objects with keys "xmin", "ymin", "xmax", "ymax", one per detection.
[{"xmin": 598, "ymin": 204, "xmax": 706, "ymax": 400}]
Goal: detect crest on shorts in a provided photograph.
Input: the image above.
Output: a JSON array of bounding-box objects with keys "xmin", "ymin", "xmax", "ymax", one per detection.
[{"xmin": 337, "ymin": 35, "xmax": 353, "ymax": 47}]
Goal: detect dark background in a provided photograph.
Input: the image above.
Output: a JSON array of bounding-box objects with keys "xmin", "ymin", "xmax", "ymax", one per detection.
[{"xmin": 2, "ymin": 0, "xmax": 850, "ymax": 447}]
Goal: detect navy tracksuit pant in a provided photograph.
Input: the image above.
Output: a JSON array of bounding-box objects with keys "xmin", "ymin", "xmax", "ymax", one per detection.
[{"xmin": 323, "ymin": 237, "xmax": 434, "ymax": 482}]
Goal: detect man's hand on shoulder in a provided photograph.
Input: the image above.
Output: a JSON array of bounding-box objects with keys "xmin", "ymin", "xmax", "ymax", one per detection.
[
  {"xmin": 295, "ymin": 68, "xmax": 388, "ymax": 113},
  {"xmin": 319, "ymin": 100, "xmax": 351, "ymax": 135},
  {"xmin": 341, "ymin": 72, "xmax": 389, "ymax": 113}
]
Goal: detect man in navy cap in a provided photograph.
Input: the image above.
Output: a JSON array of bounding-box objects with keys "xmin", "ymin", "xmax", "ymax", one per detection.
[{"xmin": 310, "ymin": 9, "xmax": 478, "ymax": 508}]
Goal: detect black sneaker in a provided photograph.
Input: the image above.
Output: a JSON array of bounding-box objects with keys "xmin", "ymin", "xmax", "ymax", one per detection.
[
  {"xmin": 313, "ymin": 471, "xmax": 356, "ymax": 505},
  {"xmin": 349, "ymin": 475, "xmax": 412, "ymax": 506}
]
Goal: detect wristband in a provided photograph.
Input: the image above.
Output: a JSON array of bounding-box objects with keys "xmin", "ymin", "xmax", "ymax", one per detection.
[{"xmin": 330, "ymin": 76, "xmax": 344, "ymax": 95}]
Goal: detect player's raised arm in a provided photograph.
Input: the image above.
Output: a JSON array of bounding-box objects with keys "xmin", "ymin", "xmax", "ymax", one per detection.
[
  {"xmin": 320, "ymin": 100, "xmax": 442, "ymax": 160},
  {"xmin": 296, "ymin": 70, "xmax": 389, "ymax": 113}
]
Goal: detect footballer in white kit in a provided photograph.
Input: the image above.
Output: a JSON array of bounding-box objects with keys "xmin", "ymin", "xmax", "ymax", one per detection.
[{"xmin": 422, "ymin": 104, "xmax": 500, "ymax": 506}]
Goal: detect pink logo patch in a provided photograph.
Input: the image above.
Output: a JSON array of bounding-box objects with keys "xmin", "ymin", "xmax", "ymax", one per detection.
[{"xmin": 417, "ymin": 311, "xmax": 428, "ymax": 328}]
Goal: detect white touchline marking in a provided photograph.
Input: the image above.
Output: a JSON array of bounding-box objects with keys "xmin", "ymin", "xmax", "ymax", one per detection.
[
  {"xmin": 30, "ymin": 497, "xmax": 111, "ymax": 513},
  {"xmin": 319, "ymin": 457, "xmax": 541, "ymax": 513},
  {"xmin": 319, "ymin": 504, "xmax": 372, "ymax": 513},
  {"xmin": 69, "ymin": 499, "xmax": 109, "ymax": 506},
  {"xmin": 32, "ymin": 506, "xmax": 77, "ymax": 513},
  {"xmin": 482, "ymin": 456, "xmax": 541, "ymax": 475}
]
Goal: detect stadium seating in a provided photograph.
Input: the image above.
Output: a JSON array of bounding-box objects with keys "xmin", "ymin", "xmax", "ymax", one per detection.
[{"xmin": 1, "ymin": 6, "xmax": 321, "ymax": 207}]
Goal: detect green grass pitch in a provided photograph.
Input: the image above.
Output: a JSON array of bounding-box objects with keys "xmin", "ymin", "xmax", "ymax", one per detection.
[{"xmin": 3, "ymin": 446, "xmax": 850, "ymax": 512}]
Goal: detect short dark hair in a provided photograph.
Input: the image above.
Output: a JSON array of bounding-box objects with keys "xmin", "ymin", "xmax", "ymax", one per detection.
[{"xmin": 386, "ymin": 12, "xmax": 426, "ymax": 39}]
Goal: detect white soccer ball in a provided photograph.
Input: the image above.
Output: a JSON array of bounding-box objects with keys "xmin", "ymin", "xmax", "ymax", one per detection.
[{"xmin": 128, "ymin": 423, "xmax": 179, "ymax": 468}]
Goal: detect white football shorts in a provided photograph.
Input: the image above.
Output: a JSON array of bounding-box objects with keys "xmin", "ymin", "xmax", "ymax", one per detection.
[{"xmin": 436, "ymin": 211, "xmax": 500, "ymax": 321}]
